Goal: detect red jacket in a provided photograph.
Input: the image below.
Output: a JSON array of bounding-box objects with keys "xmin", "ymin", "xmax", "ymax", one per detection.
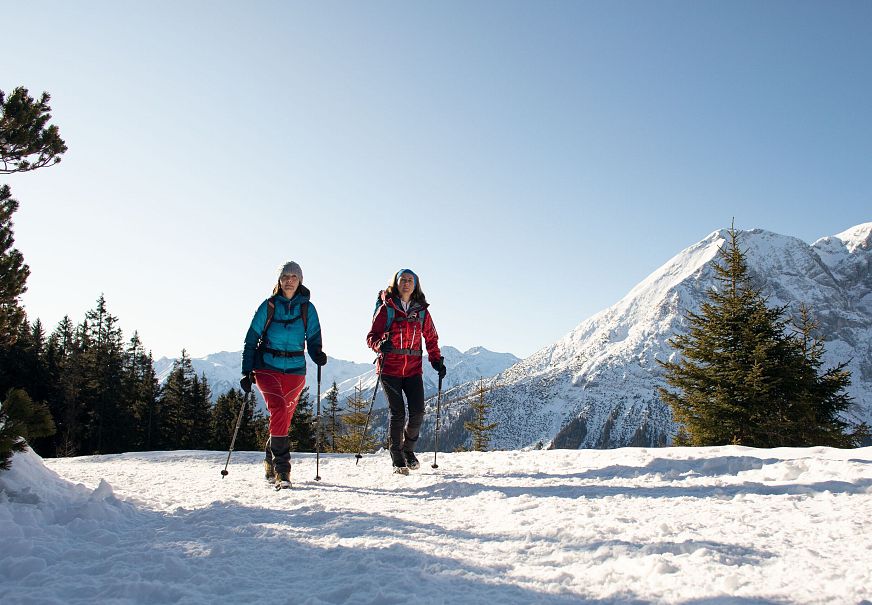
[{"xmin": 367, "ymin": 295, "xmax": 441, "ymax": 377}]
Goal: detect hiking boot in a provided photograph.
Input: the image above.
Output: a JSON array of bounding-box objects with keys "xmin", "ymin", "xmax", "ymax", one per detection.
[
  {"xmin": 264, "ymin": 459, "xmax": 275, "ymax": 482},
  {"xmin": 274, "ymin": 470, "xmax": 291, "ymax": 490},
  {"xmin": 390, "ymin": 450, "xmax": 409, "ymax": 474},
  {"xmin": 404, "ymin": 451, "xmax": 420, "ymax": 470}
]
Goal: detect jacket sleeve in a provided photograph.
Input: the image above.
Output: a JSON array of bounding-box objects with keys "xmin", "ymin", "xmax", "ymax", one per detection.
[
  {"xmin": 423, "ymin": 311, "xmax": 441, "ymax": 363},
  {"xmin": 241, "ymin": 300, "xmax": 269, "ymax": 374},
  {"xmin": 305, "ymin": 303, "xmax": 323, "ymax": 360},
  {"xmin": 366, "ymin": 306, "xmax": 388, "ymax": 353}
]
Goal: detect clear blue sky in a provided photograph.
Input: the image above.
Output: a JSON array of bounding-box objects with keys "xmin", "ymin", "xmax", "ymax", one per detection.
[{"xmin": 5, "ymin": 1, "xmax": 871, "ymax": 363}]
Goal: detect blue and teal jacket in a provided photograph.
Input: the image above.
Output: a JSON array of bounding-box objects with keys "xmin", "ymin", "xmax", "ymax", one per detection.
[{"xmin": 242, "ymin": 285, "xmax": 322, "ymax": 375}]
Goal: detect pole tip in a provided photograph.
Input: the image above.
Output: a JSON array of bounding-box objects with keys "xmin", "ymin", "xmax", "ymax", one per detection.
[
  {"xmin": 220, "ymin": 470, "xmax": 228, "ymax": 477},
  {"xmin": 431, "ymin": 464, "xmax": 439, "ymax": 469}
]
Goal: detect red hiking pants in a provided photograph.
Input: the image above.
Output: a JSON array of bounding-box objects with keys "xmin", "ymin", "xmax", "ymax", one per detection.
[{"xmin": 254, "ymin": 370, "xmax": 306, "ymax": 436}]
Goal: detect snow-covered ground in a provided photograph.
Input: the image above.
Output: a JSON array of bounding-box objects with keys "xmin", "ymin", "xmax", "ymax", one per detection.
[{"xmin": 2, "ymin": 446, "xmax": 871, "ymax": 604}]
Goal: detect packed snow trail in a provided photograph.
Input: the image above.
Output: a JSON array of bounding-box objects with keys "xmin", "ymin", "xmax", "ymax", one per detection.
[{"xmin": 2, "ymin": 447, "xmax": 872, "ymax": 604}]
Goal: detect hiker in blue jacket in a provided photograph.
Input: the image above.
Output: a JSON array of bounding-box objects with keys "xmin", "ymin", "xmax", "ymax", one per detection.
[{"xmin": 240, "ymin": 261, "xmax": 327, "ymax": 489}]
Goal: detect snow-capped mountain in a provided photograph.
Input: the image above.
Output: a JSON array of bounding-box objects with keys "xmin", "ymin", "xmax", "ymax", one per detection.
[
  {"xmin": 423, "ymin": 223, "xmax": 872, "ymax": 451},
  {"xmin": 154, "ymin": 346, "xmax": 519, "ymax": 410}
]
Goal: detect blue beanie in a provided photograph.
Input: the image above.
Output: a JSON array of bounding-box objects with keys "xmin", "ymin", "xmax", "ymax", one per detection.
[{"xmin": 395, "ymin": 269, "xmax": 418, "ymax": 288}]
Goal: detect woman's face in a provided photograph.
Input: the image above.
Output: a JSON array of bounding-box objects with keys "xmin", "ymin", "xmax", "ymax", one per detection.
[
  {"xmin": 279, "ymin": 273, "xmax": 300, "ymax": 298},
  {"xmin": 397, "ymin": 273, "xmax": 415, "ymax": 299}
]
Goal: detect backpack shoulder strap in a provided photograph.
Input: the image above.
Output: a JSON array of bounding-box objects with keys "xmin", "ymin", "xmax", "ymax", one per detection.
[
  {"xmin": 263, "ymin": 297, "xmax": 276, "ymax": 336},
  {"xmin": 301, "ymin": 301, "xmax": 309, "ymax": 337}
]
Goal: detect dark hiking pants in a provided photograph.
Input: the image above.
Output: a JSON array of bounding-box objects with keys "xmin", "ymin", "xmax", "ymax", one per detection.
[{"xmin": 381, "ymin": 374, "xmax": 425, "ymax": 453}]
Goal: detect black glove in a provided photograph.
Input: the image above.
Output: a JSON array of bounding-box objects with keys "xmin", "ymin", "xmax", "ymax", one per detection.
[
  {"xmin": 239, "ymin": 372, "xmax": 254, "ymax": 394},
  {"xmin": 379, "ymin": 338, "xmax": 394, "ymax": 353},
  {"xmin": 312, "ymin": 349, "xmax": 328, "ymax": 366},
  {"xmin": 431, "ymin": 357, "xmax": 446, "ymax": 379}
]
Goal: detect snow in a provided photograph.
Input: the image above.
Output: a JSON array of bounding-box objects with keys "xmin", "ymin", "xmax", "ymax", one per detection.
[
  {"xmin": 831, "ymin": 222, "xmax": 872, "ymax": 254},
  {"xmin": 2, "ymin": 446, "xmax": 872, "ymax": 604}
]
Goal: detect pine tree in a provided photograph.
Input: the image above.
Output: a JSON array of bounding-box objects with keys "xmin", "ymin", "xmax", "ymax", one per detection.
[
  {"xmin": 289, "ymin": 386, "xmax": 316, "ymax": 452},
  {"xmin": 463, "ymin": 378, "xmax": 499, "ymax": 451},
  {"xmin": 212, "ymin": 388, "xmax": 260, "ymax": 451},
  {"xmin": 323, "ymin": 381, "xmax": 342, "ymax": 452},
  {"xmin": 44, "ymin": 316, "xmax": 82, "ymax": 456},
  {"xmin": 658, "ymin": 226, "xmax": 861, "ymax": 447},
  {"xmin": 0, "ymin": 87, "xmax": 66, "ymax": 469},
  {"xmin": 0, "ymin": 388, "xmax": 55, "ymax": 470},
  {"xmin": 123, "ymin": 332, "xmax": 159, "ymax": 451},
  {"xmin": 1, "ymin": 87, "xmax": 68, "ymax": 174},
  {"xmin": 0, "ymin": 185, "xmax": 29, "ymax": 350},
  {"xmin": 334, "ymin": 382, "xmax": 378, "ymax": 453},
  {"xmin": 784, "ymin": 305, "xmax": 864, "ymax": 447},
  {"xmin": 185, "ymin": 373, "xmax": 213, "ymax": 449},
  {"xmin": 78, "ymin": 295, "xmax": 128, "ymax": 454},
  {"xmin": 157, "ymin": 350, "xmax": 193, "ymax": 449}
]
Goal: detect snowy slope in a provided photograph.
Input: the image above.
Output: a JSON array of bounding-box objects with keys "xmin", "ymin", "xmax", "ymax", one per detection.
[
  {"xmin": 429, "ymin": 223, "xmax": 872, "ymax": 451},
  {"xmin": 2, "ymin": 446, "xmax": 871, "ymax": 604},
  {"xmin": 154, "ymin": 346, "xmax": 519, "ymax": 411}
]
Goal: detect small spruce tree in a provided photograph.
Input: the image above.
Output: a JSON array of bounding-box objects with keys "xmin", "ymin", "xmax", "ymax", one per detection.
[
  {"xmin": 464, "ymin": 378, "xmax": 499, "ymax": 451},
  {"xmin": 335, "ymin": 382, "xmax": 378, "ymax": 453},
  {"xmin": 323, "ymin": 381, "xmax": 342, "ymax": 452}
]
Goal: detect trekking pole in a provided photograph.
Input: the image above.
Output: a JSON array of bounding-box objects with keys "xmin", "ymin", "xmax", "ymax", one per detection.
[
  {"xmin": 221, "ymin": 395, "xmax": 248, "ymax": 477},
  {"xmin": 355, "ymin": 357, "xmax": 382, "ymax": 465},
  {"xmin": 315, "ymin": 364, "xmax": 322, "ymax": 481},
  {"xmin": 431, "ymin": 374, "xmax": 444, "ymax": 469}
]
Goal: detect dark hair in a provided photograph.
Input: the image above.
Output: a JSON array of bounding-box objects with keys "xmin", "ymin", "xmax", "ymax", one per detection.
[{"xmin": 385, "ymin": 272, "xmax": 427, "ymax": 305}]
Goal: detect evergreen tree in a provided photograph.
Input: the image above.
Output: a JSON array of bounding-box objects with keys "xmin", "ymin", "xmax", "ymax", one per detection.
[
  {"xmin": 184, "ymin": 373, "xmax": 213, "ymax": 448},
  {"xmin": 212, "ymin": 388, "xmax": 260, "ymax": 451},
  {"xmin": 334, "ymin": 382, "xmax": 378, "ymax": 453},
  {"xmin": 0, "ymin": 87, "xmax": 68, "ymax": 174},
  {"xmin": 323, "ymin": 381, "xmax": 342, "ymax": 452},
  {"xmin": 79, "ymin": 295, "xmax": 128, "ymax": 454},
  {"xmin": 784, "ymin": 305, "xmax": 866, "ymax": 446},
  {"xmin": 658, "ymin": 226, "xmax": 861, "ymax": 447},
  {"xmin": 123, "ymin": 332, "xmax": 159, "ymax": 451},
  {"xmin": 463, "ymin": 378, "xmax": 499, "ymax": 451},
  {"xmin": 289, "ymin": 386, "xmax": 316, "ymax": 452},
  {"xmin": 45, "ymin": 316, "xmax": 84, "ymax": 456},
  {"xmin": 0, "ymin": 185, "xmax": 29, "ymax": 350},
  {"xmin": 0, "ymin": 86, "xmax": 65, "ymax": 468},
  {"xmin": 157, "ymin": 350, "xmax": 193, "ymax": 449},
  {"xmin": 0, "ymin": 388, "xmax": 55, "ymax": 470}
]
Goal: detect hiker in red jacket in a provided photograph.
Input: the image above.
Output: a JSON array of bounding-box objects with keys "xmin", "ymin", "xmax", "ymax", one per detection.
[{"xmin": 367, "ymin": 269, "xmax": 445, "ymax": 474}]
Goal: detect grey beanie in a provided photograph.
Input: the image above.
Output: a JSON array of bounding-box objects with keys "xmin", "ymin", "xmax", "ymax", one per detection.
[{"xmin": 278, "ymin": 261, "xmax": 303, "ymax": 282}]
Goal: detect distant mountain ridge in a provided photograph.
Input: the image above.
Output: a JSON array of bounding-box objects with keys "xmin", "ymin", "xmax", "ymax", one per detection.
[
  {"xmin": 420, "ymin": 223, "xmax": 872, "ymax": 451},
  {"xmin": 153, "ymin": 346, "xmax": 520, "ymax": 410}
]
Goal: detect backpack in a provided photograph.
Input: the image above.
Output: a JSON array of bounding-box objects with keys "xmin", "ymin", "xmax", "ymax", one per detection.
[
  {"xmin": 373, "ymin": 290, "xmax": 425, "ymax": 332},
  {"xmin": 257, "ymin": 296, "xmax": 309, "ymax": 361}
]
